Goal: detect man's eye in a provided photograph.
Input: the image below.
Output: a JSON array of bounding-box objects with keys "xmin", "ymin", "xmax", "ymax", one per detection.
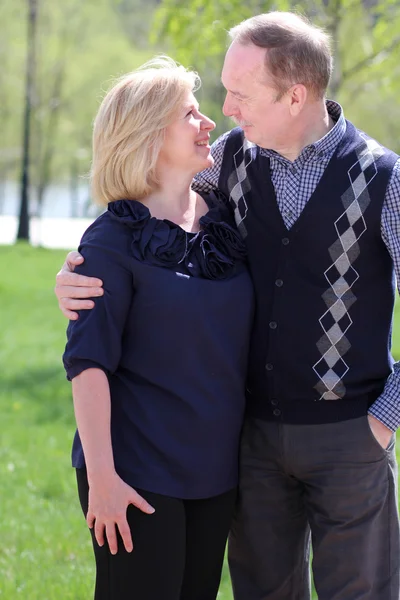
[{"xmin": 186, "ymin": 110, "xmax": 194, "ymax": 117}]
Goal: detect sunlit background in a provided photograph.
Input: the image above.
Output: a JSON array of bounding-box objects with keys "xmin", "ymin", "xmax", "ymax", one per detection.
[{"xmin": 1, "ymin": 0, "xmax": 400, "ymax": 598}]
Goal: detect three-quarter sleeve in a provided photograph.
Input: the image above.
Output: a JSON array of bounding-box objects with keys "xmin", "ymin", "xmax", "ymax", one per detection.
[{"xmin": 62, "ymin": 214, "xmax": 134, "ymax": 381}]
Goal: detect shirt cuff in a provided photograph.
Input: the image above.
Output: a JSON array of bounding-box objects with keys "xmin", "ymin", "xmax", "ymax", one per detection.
[
  {"xmin": 368, "ymin": 362, "xmax": 400, "ymax": 431},
  {"xmin": 64, "ymin": 359, "xmax": 108, "ymax": 382}
]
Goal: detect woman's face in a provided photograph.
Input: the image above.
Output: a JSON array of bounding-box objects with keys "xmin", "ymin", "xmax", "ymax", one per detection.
[{"xmin": 157, "ymin": 90, "xmax": 216, "ymax": 177}]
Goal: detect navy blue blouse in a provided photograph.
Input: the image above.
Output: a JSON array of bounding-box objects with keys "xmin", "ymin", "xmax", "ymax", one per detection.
[{"xmin": 63, "ymin": 192, "xmax": 254, "ymax": 499}]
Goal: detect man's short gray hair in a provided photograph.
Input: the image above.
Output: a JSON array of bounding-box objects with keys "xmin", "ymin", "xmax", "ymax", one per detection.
[{"xmin": 229, "ymin": 12, "xmax": 333, "ymax": 100}]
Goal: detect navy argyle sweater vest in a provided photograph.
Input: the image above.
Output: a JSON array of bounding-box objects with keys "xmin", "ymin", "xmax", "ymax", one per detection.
[{"xmin": 218, "ymin": 122, "xmax": 398, "ymax": 424}]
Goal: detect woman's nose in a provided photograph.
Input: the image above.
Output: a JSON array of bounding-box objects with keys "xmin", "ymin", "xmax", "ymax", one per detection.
[{"xmin": 201, "ymin": 114, "xmax": 216, "ymax": 131}]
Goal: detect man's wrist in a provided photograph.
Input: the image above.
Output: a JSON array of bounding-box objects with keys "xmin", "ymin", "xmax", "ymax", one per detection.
[
  {"xmin": 367, "ymin": 411, "xmax": 395, "ymax": 433},
  {"xmin": 367, "ymin": 414, "xmax": 394, "ymax": 450}
]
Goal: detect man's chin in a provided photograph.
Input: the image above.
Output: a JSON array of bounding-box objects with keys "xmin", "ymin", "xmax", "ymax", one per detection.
[{"xmin": 242, "ymin": 127, "xmax": 256, "ymax": 142}]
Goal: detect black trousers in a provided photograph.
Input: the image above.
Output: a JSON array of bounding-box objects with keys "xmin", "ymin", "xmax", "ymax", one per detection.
[{"xmin": 76, "ymin": 468, "xmax": 236, "ymax": 600}]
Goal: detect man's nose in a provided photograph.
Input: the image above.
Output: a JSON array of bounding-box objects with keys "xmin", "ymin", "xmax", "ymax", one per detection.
[{"xmin": 222, "ymin": 93, "xmax": 235, "ymax": 117}]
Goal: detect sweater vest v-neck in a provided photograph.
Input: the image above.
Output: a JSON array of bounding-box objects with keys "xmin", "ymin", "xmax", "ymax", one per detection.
[{"xmin": 218, "ymin": 122, "xmax": 399, "ymax": 424}]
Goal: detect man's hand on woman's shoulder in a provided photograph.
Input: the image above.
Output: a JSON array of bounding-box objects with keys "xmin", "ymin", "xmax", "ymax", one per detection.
[{"xmin": 55, "ymin": 251, "xmax": 104, "ymax": 320}]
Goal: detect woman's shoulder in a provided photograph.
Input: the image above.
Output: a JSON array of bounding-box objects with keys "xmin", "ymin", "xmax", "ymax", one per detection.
[
  {"xmin": 83, "ymin": 199, "xmax": 188, "ymax": 270},
  {"xmin": 78, "ymin": 201, "xmax": 139, "ymax": 254},
  {"xmin": 82, "ymin": 200, "xmax": 145, "ymax": 236}
]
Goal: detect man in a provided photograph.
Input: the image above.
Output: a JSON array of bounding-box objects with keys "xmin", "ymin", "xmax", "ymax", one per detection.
[{"xmin": 56, "ymin": 12, "xmax": 400, "ymax": 600}]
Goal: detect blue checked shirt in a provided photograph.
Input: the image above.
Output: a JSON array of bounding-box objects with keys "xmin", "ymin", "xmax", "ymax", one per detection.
[{"xmin": 193, "ymin": 100, "xmax": 400, "ymax": 432}]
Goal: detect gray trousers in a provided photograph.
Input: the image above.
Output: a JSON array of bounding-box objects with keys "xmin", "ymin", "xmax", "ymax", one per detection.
[{"xmin": 228, "ymin": 416, "xmax": 400, "ymax": 600}]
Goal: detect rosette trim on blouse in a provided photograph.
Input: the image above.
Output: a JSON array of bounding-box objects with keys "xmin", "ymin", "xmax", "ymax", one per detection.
[{"xmin": 107, "ymin": 192, "xmax": 246, "ymax": 280}]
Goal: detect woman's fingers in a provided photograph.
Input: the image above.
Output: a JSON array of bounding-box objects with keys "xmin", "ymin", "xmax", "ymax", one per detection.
[
  {"xmin": 86, "ymin": 510, "xmax": 95, "ymax": 529},
  {"xmin": 91, "ymin": 516, "xmax": 133, "ymax": 554},
  {"xmin": 105, "ymin": 522, "xmax": 118, "ymax": 555},
  {"xmin": 86, "ymin": 479, "xmax": 155, "ymax": 554},
  {"xmin": 117, "ymin": 518, "xmax": 134, "ymax": 553},
  {"xmin": 130, "ymin": 489, "xmax": 155, "ymax": 515},
  {"xmin": 92, "ymin": 518, "xmax": 133, "ymax": 554},
  {"xmin": 94, "ymin": 518, "xmax": 106, "ymax": 548}
]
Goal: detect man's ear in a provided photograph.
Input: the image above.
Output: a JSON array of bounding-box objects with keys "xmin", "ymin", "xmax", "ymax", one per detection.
[{"xmin": 286, "ymin": 84, "xmax": 308, "ymax": 116}]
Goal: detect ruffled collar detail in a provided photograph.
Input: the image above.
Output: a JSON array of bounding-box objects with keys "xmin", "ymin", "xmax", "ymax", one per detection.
[{"xmin": 108, "ymin": 192, "xmax": 246, "ymax": 280}]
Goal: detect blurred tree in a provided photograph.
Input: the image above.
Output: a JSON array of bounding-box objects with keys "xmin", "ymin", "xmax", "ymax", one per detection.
[
  {"xmin": 0, "ymin": 1, "xmax": 25, "ymax": 201},
  {"xmin": 0, "ymin": 0, "xmax": 157, "ymax": 241},
  {"xmin": 31, "ymin": 0, "xmax": 153, "ymax": 217},
  {"xmin": 152, "ymin": 0, "xmax": 290, "ymax": 135},
  {"xmin": 153, "ymin": 0, "xmax": 400, "ymax": 148},
  {"xmin": 39, "ymin": 0, "xmax": 154, "ymax": 203},
  {"xmin": 111, "ymin": 0, "xmax": 161, "ymax": 48},
  {"xmin": 18, "ymin": 0, "xmax": 38, "ymax": 241},
  {"xmin": 34, "ymin": 7, "xmax": 77, "ymax": 216}
]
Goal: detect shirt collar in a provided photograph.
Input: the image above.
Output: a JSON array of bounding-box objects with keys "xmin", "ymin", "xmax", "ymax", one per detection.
[
  {"xmin": 260, "ymin": 99, "xmax": 346, "ymax": 163},
  {"xmin": 311, "ymin": 99, "xmax": 345, "ymax": 158}
]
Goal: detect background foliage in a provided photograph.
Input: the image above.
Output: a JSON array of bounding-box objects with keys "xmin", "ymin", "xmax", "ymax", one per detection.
[
  {"xmin": 2, "ymin": 0, "xmax": 400, "ymax": 214},
  {"xmin": 153, "ymin": 0, "xmax": 400, "ymax": 140}
]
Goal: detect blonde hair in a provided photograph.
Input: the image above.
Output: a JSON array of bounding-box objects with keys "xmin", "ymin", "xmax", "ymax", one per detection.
[
  {"xmin": 91, "ymin": 56, "xmax": 200, "ymax": 205},
  {"xmin": 229, "ymin": 12, "xmax": 332, "ymax": 100}
]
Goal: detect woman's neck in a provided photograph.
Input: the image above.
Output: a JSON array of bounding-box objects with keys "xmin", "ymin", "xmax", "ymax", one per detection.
[{"xmin": 143, "ymin": 183, "xmax": 207, "ymax": 233}]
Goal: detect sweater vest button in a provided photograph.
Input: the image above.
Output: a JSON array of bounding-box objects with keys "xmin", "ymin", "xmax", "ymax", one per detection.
[
  {"xmin": 269, "ymin": 321, "xmax": 277, "ymax": 329},
  {"xmin": 271, "ymin": 399, "xmax": 278, "ymax": 406},
  {"xmin": 265, "ymin": 363, "xmax": 274, "ymax": 371},
  {"xmin": 275, "ymin": 279, "xmax": 283, "ymax": 287},
  {"xmin": 273, "ymin": 408, "xmax": 281, "ymax": 417},
  {"xmin": 282, "ymin": 237, "xmax": 290, "ymax": 245}
]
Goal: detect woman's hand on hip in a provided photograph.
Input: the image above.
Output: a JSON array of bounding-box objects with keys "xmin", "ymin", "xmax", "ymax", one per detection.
[{"xmin": 86, "ymin": 472, "xmax": 155, "ymax": 554}]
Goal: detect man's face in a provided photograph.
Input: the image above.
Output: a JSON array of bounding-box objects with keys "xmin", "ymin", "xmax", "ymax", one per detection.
[{"xmin": 221, "ymin": 42, "xmax": 290, "ymax": 150}]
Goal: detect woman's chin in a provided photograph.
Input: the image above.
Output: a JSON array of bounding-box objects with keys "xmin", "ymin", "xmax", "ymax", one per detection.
[{"xmin": 185, "ymin": 154, "xmax": 214, "ymax": 178}]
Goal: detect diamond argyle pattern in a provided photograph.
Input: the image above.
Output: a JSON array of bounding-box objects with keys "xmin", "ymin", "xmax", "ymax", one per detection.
[
  {"xmin": 227, "ymin": 140, "xmax": 256, "ymax": 239},
  {"xmin": 313, "ymin": 137, "xmax": 385, "ymax": 400}
]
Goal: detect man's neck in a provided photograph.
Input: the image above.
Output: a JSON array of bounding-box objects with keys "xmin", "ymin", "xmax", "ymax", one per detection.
[{"xmin": 274, "ymin": 100, "xmax": 333, "ymax": 162}]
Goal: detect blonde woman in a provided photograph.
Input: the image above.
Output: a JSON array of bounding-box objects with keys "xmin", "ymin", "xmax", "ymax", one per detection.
[{"xmin": 62, "ymin": 57, "xmax": 254, "ymax": 600}]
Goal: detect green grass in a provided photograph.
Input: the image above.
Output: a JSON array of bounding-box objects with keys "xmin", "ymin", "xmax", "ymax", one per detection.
[
  {"xmin": 1, "ymin": 242, "xmax": 400, "ymax": 599},
  {"xmin": 0, "ymin": 244, "xmax": 93, "ymax": 599}
]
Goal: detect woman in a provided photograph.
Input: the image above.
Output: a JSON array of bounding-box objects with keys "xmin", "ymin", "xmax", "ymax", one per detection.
[{"xmin": 63, "ymin": 56, "xmax": 254, "ymax": 600}]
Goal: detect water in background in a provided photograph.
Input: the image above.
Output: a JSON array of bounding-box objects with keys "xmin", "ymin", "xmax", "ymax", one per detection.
[{"xmin": 0, "ymin": 180, "xmax": 101, "ymax": 249}]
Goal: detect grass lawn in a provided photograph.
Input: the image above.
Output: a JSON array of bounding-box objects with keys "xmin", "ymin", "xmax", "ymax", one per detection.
[{"xmin": 1, "ymin": 242, "xmax": 400, "ymax": 599}]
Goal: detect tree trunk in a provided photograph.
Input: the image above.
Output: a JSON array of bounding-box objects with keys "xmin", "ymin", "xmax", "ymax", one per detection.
[{"xmin": 17, "ymin": 0, "xmax": 38, "ymax": 241}]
